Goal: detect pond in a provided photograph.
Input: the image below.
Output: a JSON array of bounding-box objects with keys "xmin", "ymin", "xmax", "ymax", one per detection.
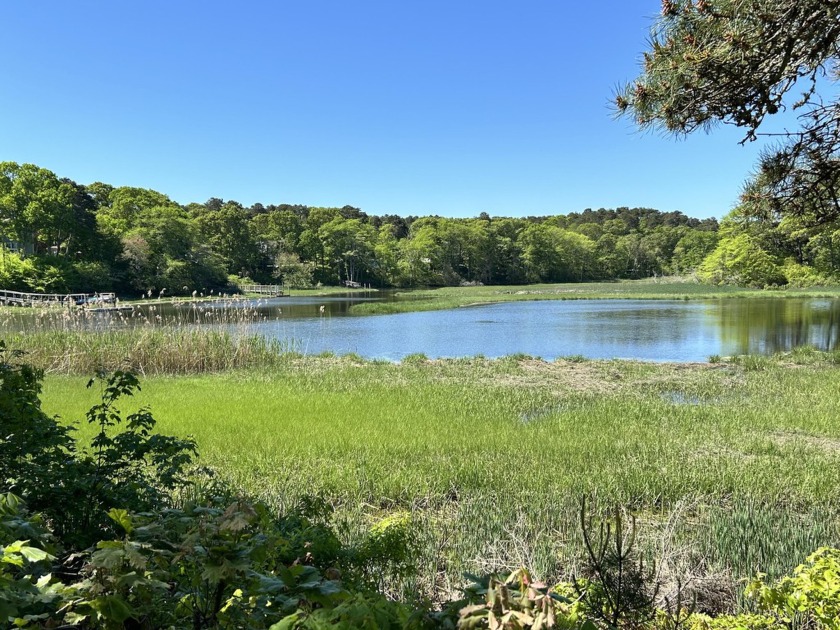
[
  {"xmin": 7, "ymin": 294, "xmax": 840, "ymax": 362},
  {"xmin": 245, "ymin": 297, "xmax": 840, "ymax": 361}
]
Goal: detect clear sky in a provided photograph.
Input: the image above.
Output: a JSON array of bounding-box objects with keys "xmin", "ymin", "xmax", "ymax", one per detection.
[{"xmin": 1, "ymin": 1, "xmax": 783, "ymax": 220}]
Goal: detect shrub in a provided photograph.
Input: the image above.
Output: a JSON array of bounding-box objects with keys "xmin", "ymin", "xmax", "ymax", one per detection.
[
  {"xmin": 0, "ymin": 343, "xmax": 197, "ymax": 549},
  {"xmin": 746, "ymin": 547, "xmax": 840, "ymax": 629},
  {"xmin": 0, "ymin": 493, "xmax": 68, "ymax": 625},
  {"xmin": 0, "ymin": 251, "xmax": 37, "ymax": 292}
]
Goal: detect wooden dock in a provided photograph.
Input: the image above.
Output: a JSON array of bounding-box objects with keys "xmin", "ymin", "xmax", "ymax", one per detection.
[
  {"xmin": 0, "ymin": 289, "xmax": 116, "ymax": 307},
  {"xmin": 238, "ymin": 284, "xmax": 285, "ymax": 296}
]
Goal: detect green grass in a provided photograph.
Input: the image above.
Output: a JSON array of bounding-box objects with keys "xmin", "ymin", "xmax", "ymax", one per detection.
[
  {"xmin": 39, "ymin": 354, "xmax": 840, "ymax": 603},
  {"xmin": 350, "ymin": 279, "xmax": 840, "ymax": 315},
  {"xmin": 287, "ymin": 286, "xmax": 379, "ymax": 297}
]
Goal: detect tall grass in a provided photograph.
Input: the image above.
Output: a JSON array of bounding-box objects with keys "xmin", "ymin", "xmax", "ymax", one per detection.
[
  {"xmin": 9, "ymin": 329, "xmax": 294, "ymax": 375},
  {"xmin": 40, "ymin": 354, "xmax": 840, "ymax": 606},
  {"xmin": 2, "ymin": 296, "xmax": 300, "ymax": 374}
]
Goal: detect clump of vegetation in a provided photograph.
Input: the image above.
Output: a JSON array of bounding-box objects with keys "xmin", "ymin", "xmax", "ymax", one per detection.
[{"xmin": 0, "ymin": 343, "xmax": 423, "ymax": 627}]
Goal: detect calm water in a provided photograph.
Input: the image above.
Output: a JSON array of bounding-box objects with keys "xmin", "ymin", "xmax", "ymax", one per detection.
[
  {"xmin": 246, "ymin": 298, "xmax": 840, "ymax": 361},
  {"xmin": 9, "ymin": 294, "xmax": 840, "ymax": 361}
]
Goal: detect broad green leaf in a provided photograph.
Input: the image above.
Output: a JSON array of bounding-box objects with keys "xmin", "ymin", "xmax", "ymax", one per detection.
[
  {"xmin": 35, "ymin": 573, "xmax": 52, "ymax": 588},
  {"xmin": 92, "ymin": 546, "xmax": 125, "ymax": 570},
  {"xmin": 19, "ymin": 545, "xmax": 52, "ymax": 563},
  {"xmin": 89, "ymin": 595, "xmax": 134, "ymax": 623},
  {"xmin": 108, "ymin": 508, "xmax": 133, "ymax": 535},
  {"xmin": 269, "ymin": 612, "xmax": 302, "ymax": 630}
]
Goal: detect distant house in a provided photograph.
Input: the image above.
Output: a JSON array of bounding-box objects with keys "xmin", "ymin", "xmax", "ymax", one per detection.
[
  {"xmin": 1, "ymin": 237, "xmax": 34, "ymax": 256},
  {"xmin": 344, "ymin": 280, "xmax": 361, "ymax": 288}
]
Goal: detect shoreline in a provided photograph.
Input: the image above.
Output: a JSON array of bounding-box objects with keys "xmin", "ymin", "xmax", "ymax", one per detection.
[{"xmin": 3, "ymin": 280, "xmax": 840, "ymax": 315}]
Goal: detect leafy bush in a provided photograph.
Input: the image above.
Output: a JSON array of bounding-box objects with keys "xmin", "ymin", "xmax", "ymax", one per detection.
[
  {"xmin": 0, "ymin": 493, "xmax": 68, "ymax": 626},
  {"xmin": 348, "ymin": 511, "xmax": 419, "ymax": 595},
  {"xmin": 63, "ymin": 501, "xmax": 346, "ymax": 627},
  {"xmin": 0, "ymin": 341, "xmax": 76, "ymax": 527},
  {"xmin": 0, "ymin": 344, "xmax": 197, "ymax": 550},
  {"xmin": 0, "ymin": 251, "xmax": 37, "ymax": 292},
  {"xmin": 746, "ymin": 547, "xmax": 840, "ymax": 629},
  {"xmin": 697, "ymin": 234, "xmax": 786, "ymax": 288}
]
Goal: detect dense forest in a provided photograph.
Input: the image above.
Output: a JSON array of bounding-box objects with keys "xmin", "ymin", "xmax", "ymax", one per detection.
[{"xmin": 0, "ymin": 161, "xmax": 836, "ymax": 296}]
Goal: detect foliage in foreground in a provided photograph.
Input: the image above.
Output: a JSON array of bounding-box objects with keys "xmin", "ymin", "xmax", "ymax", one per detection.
[{"xmin": 5, "ymin": 344, "xmax": 840, "ymax": 628}]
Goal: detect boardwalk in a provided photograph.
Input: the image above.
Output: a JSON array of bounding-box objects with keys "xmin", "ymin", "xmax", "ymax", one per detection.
[
  {"xmin": 238, "ymin": 284, "xmax": 285, "ymax": 296},
  {"xmin": 0, "ymin": 289, "xmax": 116, "ymax": 307}
]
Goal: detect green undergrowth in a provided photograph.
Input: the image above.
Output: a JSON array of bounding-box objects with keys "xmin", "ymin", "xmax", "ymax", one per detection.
[
  {"xmin": 41, "ymin": 353, "xmax": 840, "ymax": 605},
  {"xmin": 350, "ymin": 281, "xmax": 840, "ymax": 315}
]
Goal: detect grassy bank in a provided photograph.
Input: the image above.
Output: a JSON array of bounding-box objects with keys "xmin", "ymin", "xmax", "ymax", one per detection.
[
  {"xmin": 285, "ymin": 285, "xmax": 379, "ymax": 297},
  {"xmin": 39, "ymin": 351, "xmax": 840, "ymax": 605},
  {"xmin": 351, "ymin": 279, "xmax": 840, "ymax": 315}
]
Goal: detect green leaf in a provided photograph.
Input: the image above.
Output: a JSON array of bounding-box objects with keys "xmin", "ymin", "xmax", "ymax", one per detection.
[
  {"xmin": 92, "ymin": 546, "xmax": 125, "ymax": 570},
  {"xmin": 89, "ymin": 595, "xmax": 135, "ymax": 623},
  {"xmin": 2, "ymin": 552, "xmax": 25, "ymax": 567},
  {"xmin": 108, "ymin": 508, "xmax": 134, "ymax": 535},
  {"xmin": 3, "ymin": 541, "xmax": 53, "ymax": 565},
  {"xmin": 201, "ymin": 563, "xmax": 229, "ymax": 583},
  {"xmin": 316, "ymin": 580, "xmax": 344, "ymax": 596},
  {"xmin": 269, "ymin": 612, "xmax": 302, "ymax": 630},
  {"xmin": 18, "ymin": 545, "xmax": 52, "ymax": 563},
  {"xmin": 35, "ymin": 573, "xmax": 52, "ymax": 588}
]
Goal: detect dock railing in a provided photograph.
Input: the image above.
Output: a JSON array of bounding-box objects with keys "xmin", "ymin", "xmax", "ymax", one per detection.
[
  {"xmin": 0, "ymin": 289, "xmax": 116, "ymax": 307},
  {"xmin": 237, "ymin": 284, "xmax": 284, "ymax": 296}
]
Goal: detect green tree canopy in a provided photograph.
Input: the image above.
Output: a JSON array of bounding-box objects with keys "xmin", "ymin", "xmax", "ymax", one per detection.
[
  {"xmin": 96, "ymin": 186, "xmax": 179, "ymax": 237},
  {"xmin": 0, "ymin": 162, "xmax": 77, "ymax": 254}
]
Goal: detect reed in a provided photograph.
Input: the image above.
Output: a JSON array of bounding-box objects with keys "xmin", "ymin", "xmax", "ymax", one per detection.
[
  {"xmin": 2, "ymin": 294, "xmax": 304, "ymax": 374},
  {"xmin": 8, "ymin": 328, "xmax": 294, "ymax": 375}
]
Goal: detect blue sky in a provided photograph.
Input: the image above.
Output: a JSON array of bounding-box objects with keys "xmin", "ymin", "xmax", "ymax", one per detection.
[{"xmin": 1, "ymin": 1, "xmax": 782, "ymax": 219}]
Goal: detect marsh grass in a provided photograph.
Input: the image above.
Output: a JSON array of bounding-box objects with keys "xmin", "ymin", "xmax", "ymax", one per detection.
[
  {"xmin": 3, "ymin": 296, "xmax": 298, "ymax": 374},
  {"xmin": 9, "ymin": 329, "xmax": 293, "ymax": 375},
  {"xmin": 349, "ymin": 281, "xmax": 840, "ymax": 315},
  {"xmin": 39, "ymin": 353, "xmax": 840, "ymax": 606}
]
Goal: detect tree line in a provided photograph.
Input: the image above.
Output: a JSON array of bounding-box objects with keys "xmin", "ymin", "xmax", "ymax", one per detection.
[{"xmin": 1, "ymin": 160, "xmax": 837, "ymax": 295}]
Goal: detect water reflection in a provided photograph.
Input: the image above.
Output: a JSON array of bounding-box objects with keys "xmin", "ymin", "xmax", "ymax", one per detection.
[{"xmin": 713, "ymin": 299, "xmax": 840, "ymax": 356}]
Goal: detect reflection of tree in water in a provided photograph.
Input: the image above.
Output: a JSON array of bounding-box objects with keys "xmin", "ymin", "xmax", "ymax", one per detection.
[{"xmin": 714, "ymin": 299, "xmax": 840, "ymax": 355}]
